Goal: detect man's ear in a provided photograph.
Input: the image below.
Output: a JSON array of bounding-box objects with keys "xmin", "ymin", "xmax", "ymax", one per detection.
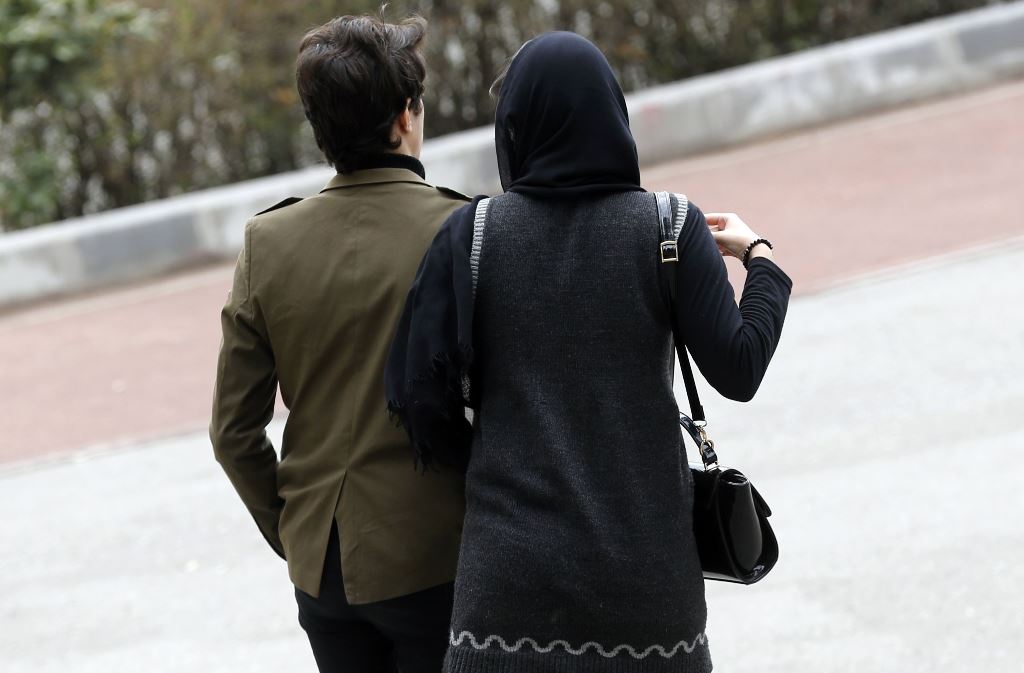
[{"xmin": 397, "ymin": 100, "xmax": 413, "ymax": 133}]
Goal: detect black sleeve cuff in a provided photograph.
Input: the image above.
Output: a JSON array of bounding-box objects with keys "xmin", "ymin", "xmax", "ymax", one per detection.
[{"xmin": 747, "ymin": 256, "xmax": 794, "ymax": 292}]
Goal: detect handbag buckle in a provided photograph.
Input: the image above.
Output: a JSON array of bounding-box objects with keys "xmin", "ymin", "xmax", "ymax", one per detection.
[
  {"xmin": 694, "ymin": 421, "xmax": 719, "ymax": 471},
  {"xmin": 700, "ymin": 443, "xmax": 719, "ymax": 472},
  {"xmin": 680, "ymin": 414, "xmax": 719, "ymax": 471}
]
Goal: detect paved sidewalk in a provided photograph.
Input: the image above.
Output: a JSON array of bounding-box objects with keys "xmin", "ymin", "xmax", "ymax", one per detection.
[
  {"xmin": 1, "ymin": 80, "xmax": 1023, "ymax": 465},
  {"xmin": 3, "ymin": 239, "xmax": 1022, "ymax": 673}
]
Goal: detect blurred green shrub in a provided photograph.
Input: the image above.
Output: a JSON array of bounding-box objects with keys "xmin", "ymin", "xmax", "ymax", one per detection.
[{"xmin": 0, "ymin": 0, "xmax": 1003, "ymax": 231}]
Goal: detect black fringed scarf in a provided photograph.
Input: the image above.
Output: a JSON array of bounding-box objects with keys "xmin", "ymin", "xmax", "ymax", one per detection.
[
  {"xmin": 384, "ymin": 195, "xmax": 484, "ymax": 471},
  {"xmin": 385, "ymin": 32, "xmax": 643, "ymax": 470}
]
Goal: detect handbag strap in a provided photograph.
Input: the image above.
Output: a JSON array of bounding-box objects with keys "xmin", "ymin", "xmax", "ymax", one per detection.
[{"xmin": 655, "ymin": 192, "xmax": 719, "ymax": 469}]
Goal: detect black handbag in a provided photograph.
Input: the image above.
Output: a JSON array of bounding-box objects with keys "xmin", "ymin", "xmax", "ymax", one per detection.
[{"xmin": 654, "ymin": 192, "xmax": 779, "ymax": 585}]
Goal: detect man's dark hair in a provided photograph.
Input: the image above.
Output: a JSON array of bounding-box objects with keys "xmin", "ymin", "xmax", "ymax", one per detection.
[{"xmin": 296, "ymin": 14, "xmax": 427, "ymax": 173}]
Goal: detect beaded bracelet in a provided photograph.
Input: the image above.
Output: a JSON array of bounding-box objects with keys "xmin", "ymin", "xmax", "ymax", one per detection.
[{"xmin": 741, "ymin": 238, "xmax": 773, "ymax": 269}]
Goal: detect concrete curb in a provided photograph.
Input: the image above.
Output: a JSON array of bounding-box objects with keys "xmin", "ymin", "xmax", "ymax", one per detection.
[
  {"xmin": 628, "ymin": 1, "xmax": 1024, "ymax": 163},
  {"xmin": 2, "ymin": 2, "xmax": 1023, "ymax": 308}
]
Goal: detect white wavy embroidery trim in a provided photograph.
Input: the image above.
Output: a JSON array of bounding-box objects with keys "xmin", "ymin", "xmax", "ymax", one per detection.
[
  {"xmin": 449, "ymin": 630, "xmax": 707, "ymax": 660},
  {"xmin": 470, "ymin": 197, "xmax": 490, "ymax": 299},
  {"xmin": 673, "ymin": 193, "xmax": 689, "ymax": 240}
]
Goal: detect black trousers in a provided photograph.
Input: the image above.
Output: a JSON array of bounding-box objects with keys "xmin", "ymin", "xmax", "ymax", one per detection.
[{"xmin": 295, "ymin": 523, "xmax": 454, "ymax": 673}]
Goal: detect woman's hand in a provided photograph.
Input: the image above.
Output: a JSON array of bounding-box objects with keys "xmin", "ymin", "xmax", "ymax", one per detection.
[{"xmin": 706, "ymin": 212, "xmax": 773, "ymax": 264}]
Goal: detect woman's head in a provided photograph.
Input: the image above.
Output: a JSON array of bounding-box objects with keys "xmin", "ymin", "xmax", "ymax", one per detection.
[{"xmin": 492, "ymin": 32, "xmax": 642, "ymax": 197}]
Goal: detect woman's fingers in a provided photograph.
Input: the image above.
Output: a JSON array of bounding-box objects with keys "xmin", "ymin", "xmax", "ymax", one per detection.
[
  {"xmin": 711, "ymin": 231, "xmax": 733, "ymax": 257},
  {"xmin": 705, "ymin": 213, "xmax": 736, "ymax": 230},
  {"xmin": 711, "ymin": 228, "xmax": 746, "ymax": 259},
  {"xmin": 707, "ymin": 211, "xmax": 767, "ymax": 263}
]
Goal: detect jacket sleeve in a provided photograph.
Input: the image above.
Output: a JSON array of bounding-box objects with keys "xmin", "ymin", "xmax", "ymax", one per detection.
[
  {"xmin": 210, "ymin": 221, "xmax": 285, "ymax": 559},
  {"xmin": 673, "ymin": 203, "xmax": 793, "ymax": 402}
]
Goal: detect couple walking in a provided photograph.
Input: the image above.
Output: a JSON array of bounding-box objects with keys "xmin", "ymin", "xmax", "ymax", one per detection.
[{"xmin": 210, "ymin": 12, "xmax": 791, "ymax": 673}]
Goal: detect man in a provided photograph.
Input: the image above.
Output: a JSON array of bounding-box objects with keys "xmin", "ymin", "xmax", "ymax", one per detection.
[{"xmin": 210, "ymin": 14, "xmax": 468, "ymax": 672}]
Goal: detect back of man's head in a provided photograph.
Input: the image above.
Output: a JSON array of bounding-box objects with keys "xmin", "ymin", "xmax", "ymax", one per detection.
[{"xmin": 296, "ymin": 14, "xmax": 427, "ymax": 173}]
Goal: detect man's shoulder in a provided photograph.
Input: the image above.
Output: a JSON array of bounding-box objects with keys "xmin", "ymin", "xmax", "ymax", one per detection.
[
  {"xmin": 367, "ymin": 181, "xmax": 472, "ymax": 224},
  {"xmin": 246, "ymin": 181, "xmax": 471, "ymax": 240},
  {"xmin": 433, "ymin": 185, "xmax": 471, "ymax": 202},
  {"xmin": 386, "ymin": 181, "xmax": 471, "ymax": 211},
  {"xmin": 248, "ymin": 195, "xmax": 313, "ymax": 231},
  {"xmin": 253, "ymin": 196, "xmax": 304, "ymax": 217}
]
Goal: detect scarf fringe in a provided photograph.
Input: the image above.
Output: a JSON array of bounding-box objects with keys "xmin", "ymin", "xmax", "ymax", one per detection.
[{"xmin": 387, "ymin": 346, "xmax": 474, "ymax": 473}]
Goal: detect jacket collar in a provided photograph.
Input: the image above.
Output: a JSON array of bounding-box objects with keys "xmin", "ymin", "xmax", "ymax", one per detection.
[
  {"xmin": 321, "ymin": 154, "xmax": 430, "ymax": 192},
  {"xmin": 353, "ymin": 152, "xmax": 426, "ymax": 178},
  {"xmin": 321, "ymin": 168, "xmax": 432, "ymax": 192}
]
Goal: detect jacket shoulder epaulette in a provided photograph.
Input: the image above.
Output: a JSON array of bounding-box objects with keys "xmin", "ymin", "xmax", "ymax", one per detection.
[
  {"xmin": 254, "ymin": 196, "xmax": 303, "ymax": 217},
  {"xmin": 435, "ymin": 185, "xmax": 471, "ymax": 201}
]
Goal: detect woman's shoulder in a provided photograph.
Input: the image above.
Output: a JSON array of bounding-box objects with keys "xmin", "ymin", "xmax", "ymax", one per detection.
[
  {"xmin": 482, "ymin": 190, "xmax": 702, "ymax": 234},
  {"xmin": 649, "ymin": 193, "xmax": 705, "ymax": 243}
]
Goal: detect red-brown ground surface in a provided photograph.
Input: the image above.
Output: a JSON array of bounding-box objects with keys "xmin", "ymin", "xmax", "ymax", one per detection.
[{"xmin": 2, "ymin": 80, "xmax": 1022, "ymax": 465}]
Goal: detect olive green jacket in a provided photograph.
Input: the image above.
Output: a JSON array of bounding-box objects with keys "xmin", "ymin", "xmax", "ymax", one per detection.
[{"xmin": 211, "ymin": 167, "xmax": 469, "ymax": 603}]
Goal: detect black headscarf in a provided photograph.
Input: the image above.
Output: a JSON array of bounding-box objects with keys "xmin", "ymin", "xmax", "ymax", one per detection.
[
  {"xmin": 496, "ymin": 32, "xmax": 643, "ymax": 196},
  {"xmin": 385, "ymin": 32, "xmax": 643, "ymax": 470}
]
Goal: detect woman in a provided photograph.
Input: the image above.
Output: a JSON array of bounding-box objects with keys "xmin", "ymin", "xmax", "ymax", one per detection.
[{"xmin": 386, "ymin": 32, "xmax": 792, "ymax": 672}]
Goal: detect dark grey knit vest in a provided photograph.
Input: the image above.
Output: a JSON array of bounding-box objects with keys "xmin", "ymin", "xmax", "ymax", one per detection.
[{"xmin": 444, "ymin": 191, "xmax": 712, "ymax": 673}]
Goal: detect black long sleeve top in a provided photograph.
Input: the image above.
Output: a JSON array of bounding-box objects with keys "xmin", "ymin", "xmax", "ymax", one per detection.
[{"xmin": 673, "ymin": 203, "xmax": 793, "ymax": 402}]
